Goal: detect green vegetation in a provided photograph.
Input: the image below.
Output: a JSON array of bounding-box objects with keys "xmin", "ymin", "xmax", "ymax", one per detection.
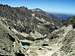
[{"xmin": 67, "ymin": 16, "xmax": 75, "ymax": 24}]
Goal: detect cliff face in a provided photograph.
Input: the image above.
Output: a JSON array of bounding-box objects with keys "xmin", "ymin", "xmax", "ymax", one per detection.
[{"xmin": 0, "ymin": 4, "xmax": 75, "ymax": 56}]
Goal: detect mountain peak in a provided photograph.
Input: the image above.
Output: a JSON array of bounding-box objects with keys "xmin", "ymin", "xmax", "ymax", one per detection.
[{"xmin": 31, "ymin": 8, "xmax": 43, "ymax": 12}]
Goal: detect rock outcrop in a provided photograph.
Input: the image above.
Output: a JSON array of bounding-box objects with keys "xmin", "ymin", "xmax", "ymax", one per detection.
[{"xmin": 0, "ymin": 4, "xmax": 75, "ymax": 56}]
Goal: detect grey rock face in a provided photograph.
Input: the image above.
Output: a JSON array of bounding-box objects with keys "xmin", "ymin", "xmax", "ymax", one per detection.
[
  {"xmin": 0, "ymin": 16, "xmax": 75, "ymax": 56},
  {"xmin": 0, "ymin": 5, "xmax": 75, "ymax": 56}
]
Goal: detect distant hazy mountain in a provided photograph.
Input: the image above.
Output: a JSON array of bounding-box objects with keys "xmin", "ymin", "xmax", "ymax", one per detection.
[
  {"xmin": 31, "ymin": 8, "xmax": 72, "ymax": 21},
  {"xmin": 50, "ymin": 13, "xmax": 72, "ymax": 20}
]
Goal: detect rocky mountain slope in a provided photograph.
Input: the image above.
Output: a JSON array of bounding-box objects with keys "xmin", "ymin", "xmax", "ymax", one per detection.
[{"xmin": 0, "ymin": 4, "xmax": 75, "ymax": 56}]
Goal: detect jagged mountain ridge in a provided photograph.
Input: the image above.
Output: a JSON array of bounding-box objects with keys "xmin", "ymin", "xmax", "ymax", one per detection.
[{"xmin": 0, "ymin": 4, "xmax": 61, "ymax": 33}]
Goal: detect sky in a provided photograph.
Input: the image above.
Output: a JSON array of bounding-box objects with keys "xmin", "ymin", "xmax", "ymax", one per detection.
[{"xmin": 0, "ymin": 0, "xmax": 75, "ymax": 15}]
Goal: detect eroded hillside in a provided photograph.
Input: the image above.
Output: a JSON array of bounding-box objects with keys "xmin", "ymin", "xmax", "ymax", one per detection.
[{"xmin": 0, "ymin": 4, "xmax": 75, "ymax": 56}]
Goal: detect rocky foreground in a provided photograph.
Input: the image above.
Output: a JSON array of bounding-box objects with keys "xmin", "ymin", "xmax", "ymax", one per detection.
[{"xmin": 0, "ymin": 16, "xmax": 75, "ymax": 56}]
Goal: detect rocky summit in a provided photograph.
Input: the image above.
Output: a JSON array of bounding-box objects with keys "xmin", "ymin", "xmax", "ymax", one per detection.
[{"xmin": 0, "ymin": 4, "xmax": 75, "ymax": 56}]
